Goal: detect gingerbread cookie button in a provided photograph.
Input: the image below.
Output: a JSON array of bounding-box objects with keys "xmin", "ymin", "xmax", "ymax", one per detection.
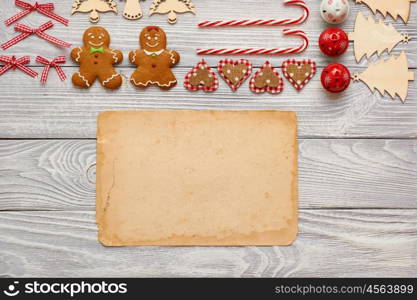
[
  {"xmin": 129, "ymin": 26, "xmax": 180, "ymax": 90},
  {"xmin": 184, "ymin": 60, "xmax": 219, "ymax": 92},
  {"xmin": 249, "ymin": 61, "xmax": 284, "ymax": 94},
  {"xmin": 70, "ymin": 26, "xmax": 123, "ymax": 90}
]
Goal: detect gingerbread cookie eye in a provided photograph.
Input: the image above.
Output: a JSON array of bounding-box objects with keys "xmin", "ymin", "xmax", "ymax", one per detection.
[
  {"xmin": 140, "ymin": 26, "xmax": 167, "ymax": 51},
  {"xmin": 83, "ymin": 27, "xmax": 110, "ymax": 48}
]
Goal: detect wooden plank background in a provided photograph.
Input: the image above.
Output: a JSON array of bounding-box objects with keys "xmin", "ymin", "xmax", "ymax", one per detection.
[{"xmin": 0, "ymin": 0, "xmax": 416, "ymax": 277}]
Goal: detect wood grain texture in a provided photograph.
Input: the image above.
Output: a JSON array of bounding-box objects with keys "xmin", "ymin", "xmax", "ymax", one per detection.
[
  {"xmin": 0, "ymin": 0, "xmax": 416, "ymax": 139},
  {"xmin": 1, "ymin": 139, "xmax": 416, "ymax": 211},
  {"xmin": 0, "ymin": 66, "xmax": 416, "ymax": 139},
  {"xmin": 0, "ymin": 0, "xmax": 416, "ymax": 68},
  {"xmin": 0, "ymin": 0, "xmax": 416, "ymax": 278},
  {"xmin": 0, "ymin": 210, "xmax": 416, "ymax": 277}
]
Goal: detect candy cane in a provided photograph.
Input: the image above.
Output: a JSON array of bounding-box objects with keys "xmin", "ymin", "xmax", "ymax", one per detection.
[
  {"xmin": 196, "ymin": 29, "xmax": 308, "ymax": 55},
  {"xmin": 199, "ymin": 0, "xmax": 309, "ymax": 27}
]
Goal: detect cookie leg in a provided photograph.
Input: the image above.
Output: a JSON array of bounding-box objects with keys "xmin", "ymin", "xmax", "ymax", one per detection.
[
  {"xmin": 98, "ymin": 70, "xmax": 123, "ymax": 90},
  {"xmin": 154, "ymin": 69, "xmax": 177, "ymax": 90},
  {"xmin": 72, "ymin": 71, "xmax": 95, "ymax": 88},
  {"xmin": 130, "ymin": 68, "xmax": 152, "ymax": 89}
]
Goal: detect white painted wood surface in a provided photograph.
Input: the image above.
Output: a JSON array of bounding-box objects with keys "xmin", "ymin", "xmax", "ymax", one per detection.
[
  {"xmin": 0, "ymin": 0, "xmax": 416, "ymax": 138},
  {"xmin": 0, "ymin": 0, "xmax": 416, "ymax": 277},
  {"xmin": 0, "ymin": 139, "xmax": 416, "ymax": 210},
  {"xmin": 0, "ymin": 210, "xmax": 416, "ymax": 277}
]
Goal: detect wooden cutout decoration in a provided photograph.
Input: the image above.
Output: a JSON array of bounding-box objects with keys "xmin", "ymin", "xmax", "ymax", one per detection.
[
  {"xmin": 149, "ymin": 0, "xmax": 196, "ymax": 24},
  {"xmin": 355, "ymin": 0, "xmax": 416, "ymax": 24},
  {"xmin": 353, "ymin": 51, "xmax": 414, "ymax": 103},
  {"xmin": 72, "ymin": 0, "xmax": 118, "ymax": 23},
  {"xmin": 184, "ymin": 60, "xmax": 219, "ymax": 92},
  {"xmin": 218, "ymin": 59, "xmax": 253, "ymax": 92},
  {"xmin": 122, "ymin": 0, "xmax": 145, "ymax": 20},
  {"xmin": 249, "ymin": 61, "xmax": 284, "ymax": 94},
  {"xmin": 349, "ymin": 12, "xmax": 411, "ymax": 62},
  {"xmin": 282, "ymin": 59, "xmax": 316, "ymax": 91}
]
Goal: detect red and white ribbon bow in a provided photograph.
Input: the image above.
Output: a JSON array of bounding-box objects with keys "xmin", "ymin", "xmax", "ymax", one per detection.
[
  {"xmin": 4, "ymin": 0, "xmax": 69, "ymax": 26},
  {"xmin": 0, "ymin": 55, "xmax": 38, "ymax": 77},
  {"xmin": 36, "ymin": 56, "xmax": 66, "ymax": 83},
  {"xmin": 1, "ymin": 21, "xmax": 71, "ymax": 50}
]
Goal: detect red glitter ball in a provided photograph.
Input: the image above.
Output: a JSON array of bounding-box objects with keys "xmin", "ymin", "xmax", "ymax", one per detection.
[
  {"xmin": 321, "ymin": 63, "xmax": 351, "ymax": 93},
  {"xmin": 319, "ymin": 27, "xmax": 349, "ymax": 57}
]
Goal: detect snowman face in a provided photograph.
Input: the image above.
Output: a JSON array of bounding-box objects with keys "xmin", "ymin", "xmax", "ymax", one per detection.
[{"xmin": 320, "ymin": 0, "xmax": 350, "ymax": 24}]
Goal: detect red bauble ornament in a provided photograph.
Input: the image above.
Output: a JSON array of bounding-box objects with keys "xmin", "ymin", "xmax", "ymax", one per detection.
[
  {"xmin": 319, "ymin": 28, "xmax": 349, "ymax": 57},
  {"xmin": 321, "ymin": 63, "xmax": 351, "ymax": 93}
]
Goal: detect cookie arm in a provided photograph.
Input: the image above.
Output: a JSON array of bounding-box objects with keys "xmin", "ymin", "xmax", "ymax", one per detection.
[
  {"xmin": 70, "ymin": 47, "xmax": 85, "ymax": 63},
  {"xmin": 110, "ymin": 49, "xmax": 123, "ymax": 65},
  {"xmin": 168, "ymin": 50, "xmax": 180, "ymax": 66},
  {"xmin": 128, "ymin": 50, "xmax": 140, "ymax": 66}
]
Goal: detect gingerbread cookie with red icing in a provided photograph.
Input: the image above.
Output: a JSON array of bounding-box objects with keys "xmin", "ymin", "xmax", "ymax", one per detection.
[
  {"xmin": 70, "ymin": 26, "xmax": 123, "ymax": 90},
  {"xmin": 129, "ymin": 26, "xmax": 180, "ymax": 90}
]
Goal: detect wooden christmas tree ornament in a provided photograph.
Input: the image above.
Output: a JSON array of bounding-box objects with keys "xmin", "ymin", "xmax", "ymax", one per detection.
[
  {"xmin": 349, "ymin": 12, "xmax": 411, "ymax": 62},
  {"xmin": 72, "ymin": 0, "xmax": 118, "ymax": 23},
  {"xmin": 149, "ymin": 0, "xmax": 196, "ymax": 24},
  {"xmin": 122, "ymin": 0, "xmax": 145, "ymax": 20},
  {"xmin": 355, "ymin": 0, "xmax": 416, "ymax": 24},
  {"xmin": 353, "ymin": 51, "xmax": 414, "ymax": 103}
]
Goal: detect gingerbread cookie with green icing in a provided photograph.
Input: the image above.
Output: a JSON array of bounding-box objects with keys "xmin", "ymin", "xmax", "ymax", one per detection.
[
  {"xmin": 129, "ymin": 26, "xmax": 180, "ymax": 90},
  {"xmin": 71, "ymin": 26, "xmax": 123, "ymax": 90}
]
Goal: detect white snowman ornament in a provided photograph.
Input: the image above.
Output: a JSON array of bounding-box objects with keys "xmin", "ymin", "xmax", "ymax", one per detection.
[{"xmin": 320, "ymin": 0, "xmax": 350, "ymax": 24}]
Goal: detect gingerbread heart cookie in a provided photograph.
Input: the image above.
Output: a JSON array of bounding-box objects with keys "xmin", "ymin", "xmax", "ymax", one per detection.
[
  {"xmin": 218, "ymin": 59, "xmax": 253, "ymax": 92},
  {"xmin": 184, "ymin": 60, "xmax": 219, "ymax": 92},
  {"xmin": 282, "ymin": 59, "xmax": 316, "ymax": 91},
  {"xmin": 249, "ymin": 61, "xmax": 284, "ymax": 94}
]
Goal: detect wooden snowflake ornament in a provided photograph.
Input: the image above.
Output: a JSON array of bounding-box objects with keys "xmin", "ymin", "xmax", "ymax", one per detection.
[
  {"xmin": 356, "ymin": 0, "xmax": 416, "ymax": 23},
  {"xmin": 72, "ymin": 0, "xmax": 118, "ymax": 23},
  {"xmin": 149, "ymin": 0, "xmax": 196, "ymax": 24},
  {"xmin": 349, "ymin": 12, "xmax": 410, "ymax": 62},
  {"xmin": 353, "ymin": 51, "xmax": 415, "ymax": 103}
]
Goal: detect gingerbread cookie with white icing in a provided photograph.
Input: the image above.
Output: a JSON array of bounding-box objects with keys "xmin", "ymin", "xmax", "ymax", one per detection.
[
  {"xmin": 70, "ymin": 26, "xmax": 123, "ymax": 90},
  {"xmin": 129, "ymin": 26, "xmax": 180, "ymax": 90}
]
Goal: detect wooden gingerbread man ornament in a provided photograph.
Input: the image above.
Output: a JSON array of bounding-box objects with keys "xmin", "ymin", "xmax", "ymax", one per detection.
[
  {"xmin": 129, "ymin": 26, "xmax": 180, "ymax": 90},
  {"xmin": 71, "ymin": 27, "xmax": 123, "ymax": 90}
]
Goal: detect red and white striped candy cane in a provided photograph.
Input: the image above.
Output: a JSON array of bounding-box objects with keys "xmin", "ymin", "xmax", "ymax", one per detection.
[
  {"xmin": 196, "ymin": 29, "xmax": 308, "ymax": 56},
  {"xmin": 199, "ymin": 0, "xmax": 309, "ymax": 27}
]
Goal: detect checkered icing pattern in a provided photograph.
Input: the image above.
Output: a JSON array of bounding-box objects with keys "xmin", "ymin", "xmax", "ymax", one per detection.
[
  {"xmin": 249, "ymin": 61, "xmax": 284, "ymax": 94},
  {"xmin": 184, "ymin": 60, "xmax": 219, "ymax": 92},
  {"xmin": 218, "ymin": 59, "xmax": 253, "ymax": 92},
  {"xmin": 282, "ymin": 59, "xmax": 316, "ymax": 91}
]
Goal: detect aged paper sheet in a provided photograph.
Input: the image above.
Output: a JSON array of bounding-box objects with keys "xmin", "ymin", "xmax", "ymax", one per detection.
[{"xmin": 97, "ymin": 110, "xmax": 298, "ymax": 246}]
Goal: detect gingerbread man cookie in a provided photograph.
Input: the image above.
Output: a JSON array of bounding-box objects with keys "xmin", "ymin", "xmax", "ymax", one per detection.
[
  {"xmin": 129, "ymin": 26, "xmax": 180, "ymax": 90},
  {"xmin": 70, "ymin": 26, "xmax": 123, "ymax": 90}
]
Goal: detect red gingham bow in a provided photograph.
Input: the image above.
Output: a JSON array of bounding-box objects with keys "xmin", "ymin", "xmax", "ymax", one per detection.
[
  {"xmin": 1, "ymin": 21, "xmax": 72, "ymax": 50},
  {"xmin": 4, "ymin": 0, "xmax": 69, "ymax": 26},
  {"xmin": 0, "ymin": 55, "xmax": 38, "ymax": 78},
  {"xmin": 36, "ymin": 55, "xmax": 66, "ymax": 83}
]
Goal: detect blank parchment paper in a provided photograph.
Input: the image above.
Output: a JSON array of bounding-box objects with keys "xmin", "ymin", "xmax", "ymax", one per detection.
[{"xmin": 96, "ymin": 110, "xmax": 298, "ymax": 246}]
